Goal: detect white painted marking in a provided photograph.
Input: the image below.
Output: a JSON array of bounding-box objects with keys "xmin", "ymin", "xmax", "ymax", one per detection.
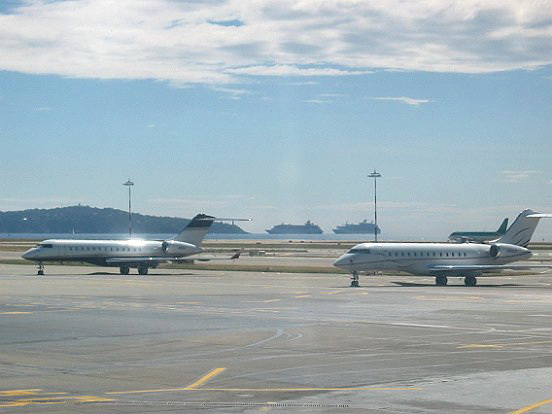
[{"xmin": 391, "ymin": 323, "xmax": 452, "ymax": 329}]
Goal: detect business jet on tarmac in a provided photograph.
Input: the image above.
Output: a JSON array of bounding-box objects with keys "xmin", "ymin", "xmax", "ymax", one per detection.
[
  {"xmin": 22, "ymin": 214, "xmax": 239, "ymax": 276},
  {"xmin": 334, "ymin": 209, "xmax": 552, "ymax": 287}
]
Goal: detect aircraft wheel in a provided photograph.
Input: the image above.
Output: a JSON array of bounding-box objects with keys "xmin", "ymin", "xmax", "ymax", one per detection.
[
  {"xmin": 138, "ymin": 266, "xmax": 148, "ymax": 275},
  {"xmin": 464, "ymin": 276, "xmax": 477, "ymax": 286},
  {"xmin": 350, "ymin": 271, "xmax": 359, "ymax": 287},
  {"xmin": 435, "ymin": 276, "xmax": 448, "ymax": 286},
  {"xmin": 37, "ymin": 270, "xmax": 44, "ymax": 276},
  {"xmin": 120, "ymin": 266, "xmax": 130, "ymax": 275}
]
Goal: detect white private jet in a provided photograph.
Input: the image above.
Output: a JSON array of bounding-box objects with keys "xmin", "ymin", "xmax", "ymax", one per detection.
[
  {"xmin": 334, "ymin": 209, "xmax": 552, "ymax": 287},
  {"xmin": 22, "ymin": 213, "xmax": 239, "ymax": 275}
]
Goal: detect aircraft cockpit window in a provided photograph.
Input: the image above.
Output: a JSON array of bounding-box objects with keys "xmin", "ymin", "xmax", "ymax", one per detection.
[
  {"xmin": 347, "ymin": 248, "xmax": 370, "ymax": 254},
  {"xmin": 39, "ymin": 243, "xmax": 53, "ymax": 248}
]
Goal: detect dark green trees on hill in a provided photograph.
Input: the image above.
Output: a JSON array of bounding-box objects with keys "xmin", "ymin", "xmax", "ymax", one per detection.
[{"xmin": 0, "ymin": 205, "xmax": 248, "ymax": 234}]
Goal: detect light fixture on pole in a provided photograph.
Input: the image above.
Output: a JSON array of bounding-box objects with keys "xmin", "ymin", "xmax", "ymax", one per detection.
[
  {"xmin": 123, "ymin": 179, "xmax": 134, "ymax": 238},
  {"xmin": 367, "ymin": 169, "xmax": 381, "ymax": 242}
]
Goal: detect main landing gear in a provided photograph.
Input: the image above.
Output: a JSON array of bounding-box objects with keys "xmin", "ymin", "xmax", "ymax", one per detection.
[
  {"xmin": 350, "ymin": 271, "xmax": 360, "ymax": 287},
  {"xmin": 464, "ymin": 275, "xmax": 477, "ymax": 286},
  {"xmin": 37, "ymin": 262, "xmax": 45, "ymax": 276},
  {"xmin": 435, "ymin": 275, "xmax": 478, "ymax": 286},
  {"xmin": 119, "ymin": 266, "xmax": 148, "ymax": 275},
  {"xmin": 435, "ymin": 276, "xmax": 448, "ymax": 286}
]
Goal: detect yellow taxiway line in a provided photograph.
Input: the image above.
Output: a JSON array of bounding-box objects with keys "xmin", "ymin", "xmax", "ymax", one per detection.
[
  {"xmin": 0, "ymin": 396, "xmax": 113, "ymax": 408},
  {"xmin": 106, "ymin": 367, "xmax": 227, "ymax": 395},
  {"xmin": 512, "ymin": 398, "xmax": 552, "ymax": 414},
  {"xmin": 187, "ymin": 367, "xmax": 227, "ymax": 389},
  {"xmin": 0, "ymin": 389, "xmax": 43, "ymax": 396}
]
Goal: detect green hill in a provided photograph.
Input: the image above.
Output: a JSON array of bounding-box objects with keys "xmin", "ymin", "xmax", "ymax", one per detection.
[{"xmin": 0, "ymin": 205, "xmax": 248, "ymax": 234}]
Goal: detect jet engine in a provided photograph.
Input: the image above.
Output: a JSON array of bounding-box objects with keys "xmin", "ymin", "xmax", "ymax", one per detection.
[
  {"xmin": 489, "ymin": 244, "xmax": 501, "ymax": 258},
  {"xmin": 161, "ymin": 240, "xmax": 197, "ymax": 255}
]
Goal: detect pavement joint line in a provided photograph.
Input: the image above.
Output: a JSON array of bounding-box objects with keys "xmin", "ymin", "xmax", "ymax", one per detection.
[
  {"xmin": 512, "ymin": 397, "xmax": 552, "ymax": 414},
  {"xmin": 458, "ymin": 340, "xmax": 552, "ymax": 349},
  {"xmin": 181, "ymin": 387, "xmax": 422, "ymax": 392},
  {"xmin": 105, "ymin": 386, "xmax": 420, "ymax": 395},
  {"xmin": 0, "ymin": 311, "xmax": 32, "ymax": 315}
]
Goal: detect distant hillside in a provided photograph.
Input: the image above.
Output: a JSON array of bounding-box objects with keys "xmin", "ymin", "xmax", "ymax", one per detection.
[{"xmin": 0, "ymin": 205, "xmax": 248, "ymax": 234}]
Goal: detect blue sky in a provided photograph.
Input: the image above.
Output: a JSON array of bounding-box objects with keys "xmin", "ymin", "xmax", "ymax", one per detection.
[{"xmin": 1, "ymin": 1, "xmax": 551, "ymax": 239}]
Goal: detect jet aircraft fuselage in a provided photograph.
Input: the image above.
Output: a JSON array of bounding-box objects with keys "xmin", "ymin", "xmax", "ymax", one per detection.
[
  {"xmin": 22, "ymin": 239, "xmax": 202, "ymax": 266},
  {"xmin": 334, "ymin": 242, "xmax": 531, "ymax": 276},
  {"xmin": 22, "ymin": 213, "xmax": 215, "ymax": 275}
]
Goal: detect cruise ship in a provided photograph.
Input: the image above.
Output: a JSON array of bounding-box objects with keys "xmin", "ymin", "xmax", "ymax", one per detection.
[
  {"xmin": 333, "ymin": 219, "xmax": 380, "ymax": 234},
  {"xmin": 266, "ymin": 221, "xmax": 323, "ymax": 234}
]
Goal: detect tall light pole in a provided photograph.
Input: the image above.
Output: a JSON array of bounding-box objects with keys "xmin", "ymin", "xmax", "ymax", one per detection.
[
  {"xmin": 367, "ymin": 169, "xmax": 381, "ymax": 242},
  {"xmin": 123, "ymin": 179, "xmax": 134, "ymax": 238}
]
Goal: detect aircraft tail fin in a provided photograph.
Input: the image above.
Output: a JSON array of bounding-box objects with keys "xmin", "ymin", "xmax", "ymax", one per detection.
[
  {"xmin": 497, "ymin": 218, "xmax": 509, "ymax": 234},
  {"xmin": 495, "ymin": 209, "xmax": 552, "ymax": 247},
  {"xmin": 172, "ymin": 214, "xmax": 215, "ymax": 246}
]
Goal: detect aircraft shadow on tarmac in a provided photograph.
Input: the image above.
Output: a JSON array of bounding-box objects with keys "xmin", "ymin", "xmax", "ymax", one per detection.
[
  {"xmin": 87, "ymin": 272, "xmax": 196, "ymax": 276},
  {"xmin": 390, "ymin": 281, "xmax": 525, "ymax": 288}
]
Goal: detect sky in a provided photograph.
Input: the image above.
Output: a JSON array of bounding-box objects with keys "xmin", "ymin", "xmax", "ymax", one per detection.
[{"xmin": 0, "ymin": 0, "xmax": 551, "ymax": 239}]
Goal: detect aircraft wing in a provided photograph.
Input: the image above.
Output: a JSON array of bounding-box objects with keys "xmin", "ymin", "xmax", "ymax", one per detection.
[
  {"xmin": 177, "ymin": 251, "xmax": 242, "ymax": 262},
  {"xmin": 429, "ymin": 264, "xmax": 552, "ymax": 273},
  {"xmin": 105, "ymin": 252, "xmax": 241, "ymax": 265},
  {"xmin": 105, "ymin": 257, "xmax": 178, "ymax": 265}
]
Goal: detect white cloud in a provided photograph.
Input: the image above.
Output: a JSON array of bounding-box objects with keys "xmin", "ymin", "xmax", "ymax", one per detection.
[
  {"xmin": 320, "ymin": 93, "xmax": 347, "ymax": 98},
  {"xmin": 228, "ymin": 65, "xmax": 370, "ymax": 77},
  {"xmin": 210, "ymin": 86, "xmax": 254, "ymax": 97},
  {"xmin": 370, "ymin": 96, "xmax": 433, "ymax": 106},
  {"xmin": 302, "ymin": 99, "xmax": 329, "ymax": 104},
  {"xmin": 501, "ymin": 170, "xmax": 538, "ymax": 183},
  {"xmin": 0, "ymin": 0, "xmax": 550, "ymax": 86}
]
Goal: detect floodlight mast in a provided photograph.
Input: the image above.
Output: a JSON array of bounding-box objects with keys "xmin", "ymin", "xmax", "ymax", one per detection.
[
  {"xmin": 123, "ymin": 179, "xmax": 134, "ymax": 238},
  {"xmin": 367, "ymin": 170, "xmax": 381, "ymax": 242}
]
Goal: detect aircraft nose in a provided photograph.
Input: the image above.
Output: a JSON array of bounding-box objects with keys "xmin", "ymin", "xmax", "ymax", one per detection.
[
  {"xmin": 22, "ymin": 248, "xmax": 36, "ymax": 260},
  {"xmin": 334, "ymin": 255, "xmax": 352, "ymax": 268}
]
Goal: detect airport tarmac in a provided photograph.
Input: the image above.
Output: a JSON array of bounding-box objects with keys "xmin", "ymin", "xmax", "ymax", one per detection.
[{"xmin": 1, "ymin": 264, "xmax": 551, "ymax": 413}]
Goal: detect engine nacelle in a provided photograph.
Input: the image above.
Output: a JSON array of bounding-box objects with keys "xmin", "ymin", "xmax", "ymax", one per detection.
[
  {"xmin": 489, "ymin": 244, "xmax": 501, "ymax": 258},
  {"xmin": 161, "ymin": 240, "xmax": 200, "ymax": 255}
]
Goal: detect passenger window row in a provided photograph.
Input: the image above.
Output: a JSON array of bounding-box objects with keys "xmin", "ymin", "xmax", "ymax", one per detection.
[
  {"xmin": 68, "ymin": 246, "xmax": 142, "ymax": 252},
  {"xmin": 387, "ymin": 251, "xmax": 468, "ymax": 257}
]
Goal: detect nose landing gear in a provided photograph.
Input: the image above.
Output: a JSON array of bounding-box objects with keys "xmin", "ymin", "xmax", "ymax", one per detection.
[
  {"xmin": 350, "ymin": 271, "xmax": 359, "ymax": 287},
  {"xmin": 37, "ymin": 262, "xmax": 45, "ymax": 276}
]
